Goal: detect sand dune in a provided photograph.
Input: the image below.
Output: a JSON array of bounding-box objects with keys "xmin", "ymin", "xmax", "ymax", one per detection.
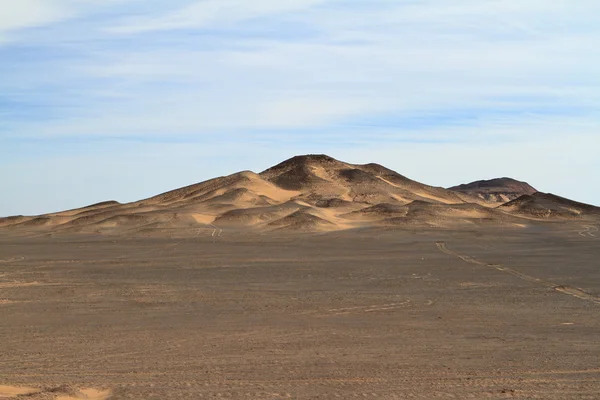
[
  {"xmin": 266, "ymin": 210, "xmax": 336, "ymax": 231},
  {"xmin": 2, "ymin": 155, "xmax": 597, "ymax": 234},
  {"xmin": 344, "ymin": 203, "xmax": 408, "ymax": 221},
  {"xmin": 214, "ymin": 201, "xmax": 308, "ymax": 227},
  {"xmin": 46, "ymin": 201, "xmax": 122, "ymax": 217},
  {"xmin": 0, "ymin": 215, "xmax": 31, "ymax": 227}
]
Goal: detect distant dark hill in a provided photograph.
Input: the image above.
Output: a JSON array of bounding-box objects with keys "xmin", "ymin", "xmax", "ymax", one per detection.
[
  {"xmin": 498, "ymin": 192, "xmax": 600, "ymax": 219},
  {"xmin": 449, "ymin": 178, "xmax": 537, "ymax": 204},
  {"xmin": 1, "ymin": 155, "xmax": 595, "ymax": 234}
]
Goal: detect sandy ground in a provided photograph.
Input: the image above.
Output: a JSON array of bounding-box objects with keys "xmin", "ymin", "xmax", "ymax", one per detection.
[{"xmin": 0, "ymin": 224, "xmax": 599, "ymax": 399}]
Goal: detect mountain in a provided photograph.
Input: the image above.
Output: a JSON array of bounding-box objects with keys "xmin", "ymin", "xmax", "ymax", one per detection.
[
  {"xmin": 1, "ymin": 155, "xmax": 597, "ymax": 234},
  {"xmin": 449, "ymin": 178, "xmax": 537, "ymax": 204}
]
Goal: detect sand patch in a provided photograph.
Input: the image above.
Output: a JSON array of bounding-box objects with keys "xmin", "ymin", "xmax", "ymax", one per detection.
[
  {"xmin": 0, "ymin": 385, "xmax": 110, "ymax": 399},
  {"xmin": 57, "ymin": 388, "xmax": 111, "ymax": 400},
  {"xmin": 0, "ymin": 385, "xmax": 39, "ymax": 397},
  {"xmin": 190, "ymin": 213, "xmax": 216, "ymax": 224}
]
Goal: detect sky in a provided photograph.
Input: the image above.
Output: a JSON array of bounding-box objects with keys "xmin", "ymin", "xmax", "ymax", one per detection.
[{"xmin": 1, "ymin": 0, "xmax": 599, "ymax": 216}]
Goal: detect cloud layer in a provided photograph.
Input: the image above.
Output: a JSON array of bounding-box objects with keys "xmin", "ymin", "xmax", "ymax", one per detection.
[{"xmin": 1, "ymin": 1, "xmax": 599, "ymax": 215}]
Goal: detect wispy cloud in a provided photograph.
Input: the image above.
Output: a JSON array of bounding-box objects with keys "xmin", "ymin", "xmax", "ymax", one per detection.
[
  {"xmin": 108, "ymin": 0, "xmax": 330, "ymax": 33},
  {"xmin": 1, "ymin": 0, "xmax": 599, "ymax": 214},
  {"xmin": 0, "ymin": 1, "xmax": 68, "ymax": 40}
]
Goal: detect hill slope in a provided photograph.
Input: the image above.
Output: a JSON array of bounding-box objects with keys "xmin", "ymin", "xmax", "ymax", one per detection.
[
  {"xmin": 1, "ymin": 155, "xmax": 597, "ymax": 234},
  {"xmin": 498, "ymin": 192, "xmax": 600, "ymax": 219},
  {"xmin": 449, "ymin": 178, "xmax": 537, "ymax": 204}
]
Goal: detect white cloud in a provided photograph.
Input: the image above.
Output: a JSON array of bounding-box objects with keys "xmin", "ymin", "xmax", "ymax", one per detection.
[
  {"xmin": 0, "ymin": 0, "xmax": 146, "ymax": 43},
  {"xmin": 0, "ymin": 0, "xmax": 69, "ymax": 40}
]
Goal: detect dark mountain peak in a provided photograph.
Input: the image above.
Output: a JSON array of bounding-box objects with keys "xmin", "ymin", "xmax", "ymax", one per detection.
[
  {"xmin": 259, "ymin": 155, "xmax": 352, "ymax": 191},
  {"xmin": 260, "ymin": 154, "xmax": 342, "ymax": 175},
  {"xmin": 449, "ymin": 177, "xmax": 537, "ymax": 203},
  {"xmin": 450, "ymin": 177, "xmax": 536, "ymax": 194}
]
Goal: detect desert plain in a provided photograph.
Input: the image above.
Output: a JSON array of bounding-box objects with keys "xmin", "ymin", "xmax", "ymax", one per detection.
[{"xmin": 1, "ymin": 223, "xmax": 599, "ymax": 399}]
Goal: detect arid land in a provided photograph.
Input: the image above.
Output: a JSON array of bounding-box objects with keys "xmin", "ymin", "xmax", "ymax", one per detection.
[
  {"xmin": 1, "ymin": 222, "xmax": 599, "ymax": 399},
  {"xmin": 2, "ymin": 155, "xmax": 599, "ymax": 398}
]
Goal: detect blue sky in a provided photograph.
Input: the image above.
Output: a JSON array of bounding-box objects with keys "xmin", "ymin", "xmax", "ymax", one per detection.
[{"xmin": 1, "ymin": 0, "xmax": 600, "ymax": 216}]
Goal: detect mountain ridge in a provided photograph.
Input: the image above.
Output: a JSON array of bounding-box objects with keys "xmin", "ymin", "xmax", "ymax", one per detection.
[{"xmin": 1, "ymin": 154, "xmax": 598, "ymax": 234}]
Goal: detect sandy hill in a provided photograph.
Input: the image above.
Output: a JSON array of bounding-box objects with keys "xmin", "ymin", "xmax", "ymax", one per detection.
[
  {"xmin": 260, "ymin": 155, "xmax": 468, "ymax": 206},
  {"xmin": 498, "ymin": 192, "xmax": 600, "ymax": 219},
  {"xmin": 449, "ymin": 177, "xmax": 537, "ymax": 204},
  {"xmin": 1, "ymin": 155, "xmax": 597, "ymax": 234}
]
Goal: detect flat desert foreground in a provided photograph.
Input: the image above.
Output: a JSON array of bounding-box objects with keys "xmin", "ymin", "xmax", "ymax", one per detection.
[{"xmin": 1, "ymin": 224, "xmax": 599, "ymax": 399}]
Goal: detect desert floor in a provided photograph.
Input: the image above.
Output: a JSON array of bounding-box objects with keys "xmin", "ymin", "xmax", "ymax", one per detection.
[{"xmin": 1, "ymin": 224, "xmax": 599, "ymax": 399}]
